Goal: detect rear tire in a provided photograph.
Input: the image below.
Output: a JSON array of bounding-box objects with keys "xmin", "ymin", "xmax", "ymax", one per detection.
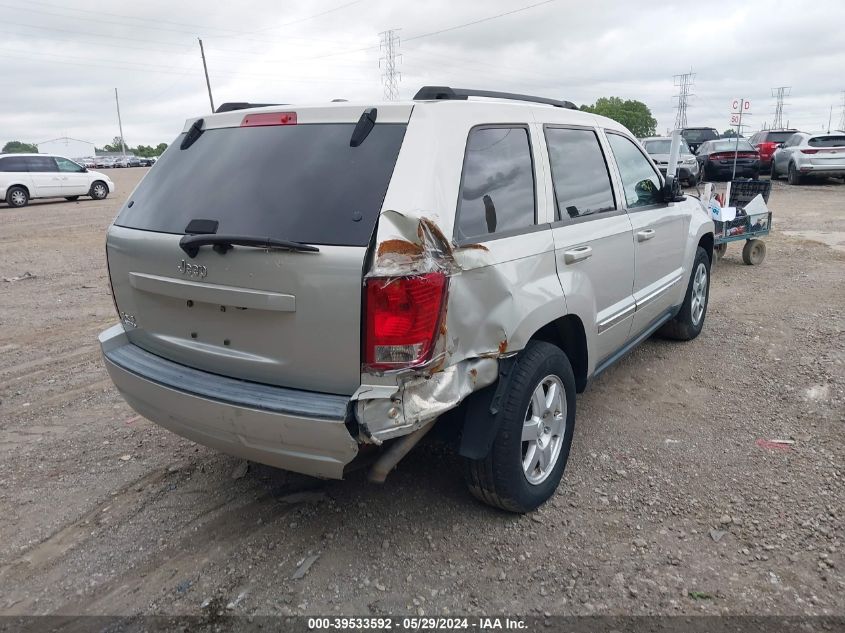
[
  {"xmin": 64, "ymin": 196, "xmax": 79, "ymax": 201},
  {"xmin": 770, "ymin": 161, "xmax": 779, "ymax": 180},
  {"xmin": 742, "ymin": 239, "xmax": 766, "ymax": 265},
  {"xmin": 787, "ymin": 162, "xmax": 803, "ymax": 185},
  {"xmin": 6, "ymin": 185, "xmax": 29, "ymax": 208},
  {"xmin": 90, "ymin": 181, "xmax": 108, "ymax": 200},
  {"xmin": 659, "ymin": 246, "xmax": 710, "ymax": 341},
  {"xmin": 463, "ymin": 341, "xmax": 576, "ymax": 513}
]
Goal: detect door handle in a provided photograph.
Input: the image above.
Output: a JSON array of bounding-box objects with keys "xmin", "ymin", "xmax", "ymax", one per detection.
[
  {"xmin": 637, "ymin": 229, "xmax": 656, "ymax": 242},
  {"xmin": 563, "ymin": 246, "xmax": 592, "ymax": 264}
]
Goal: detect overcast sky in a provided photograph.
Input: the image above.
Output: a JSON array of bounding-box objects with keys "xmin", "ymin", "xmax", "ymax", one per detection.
[{"xmin": 1, "ymin": 0, "xmax": 843, "ymax": 148}]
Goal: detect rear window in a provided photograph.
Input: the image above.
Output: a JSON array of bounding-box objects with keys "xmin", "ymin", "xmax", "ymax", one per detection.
[
  {"xmin": 643, "ymin": 139, "xmax": 692, "ymax": 154},
  {"xmin": 809, "ymin": 136, "xmax": 845, "ymax": 148},
  {"xmin": 764, "ymin": 131, "xmax": 798, "ymax": 143},
  {"xmin": 114, "ymin": 122, "xmax": 407, "ymax": 247},
  {"xmin": 681, "ymin": 129, "xmax": 718, "ymax": 142},
  {"xmin": 711, "ymin": 140, "xmax": 755, "ymax": 152}
]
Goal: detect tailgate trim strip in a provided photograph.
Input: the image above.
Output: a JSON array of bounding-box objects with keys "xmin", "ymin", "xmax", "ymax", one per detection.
[
  {"xmin": 104, "ymin": 343, "xmax": 349, "ymax": 420},
  {"xmin": 129, "ymin": 272, "xmax": 295, "ymax": 312}
]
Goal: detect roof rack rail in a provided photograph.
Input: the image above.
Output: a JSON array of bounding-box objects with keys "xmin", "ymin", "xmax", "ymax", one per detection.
[
  {"xmin": 215, "ymin": 102, "xmax": 282, "ymax": 113},
  {"xmin": 413, "ymin": 86, "xmax": 577, "ymax": 110}
]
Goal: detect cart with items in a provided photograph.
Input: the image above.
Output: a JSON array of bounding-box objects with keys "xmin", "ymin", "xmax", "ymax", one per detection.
[{"xmin": 711, "ymin": 179, "xmax": 772, "ymax": 265}]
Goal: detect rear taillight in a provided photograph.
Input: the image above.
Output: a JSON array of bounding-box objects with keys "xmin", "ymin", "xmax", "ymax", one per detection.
[
  {"xmin": 364, "ymin": 273, "xmax": 448, "ymax": 371},
  {"xmin": 240, "ymin": 111, "xmax": 297, "ymax": 127},
  {"xmin": 801, "ymin": 149, "xmax": 819, "ymax": 154}
]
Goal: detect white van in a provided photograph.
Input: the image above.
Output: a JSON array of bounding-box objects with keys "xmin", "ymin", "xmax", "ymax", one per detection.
[{"xmin": 0, "ymin": 153, "xmax": 115, "ymax": 207}]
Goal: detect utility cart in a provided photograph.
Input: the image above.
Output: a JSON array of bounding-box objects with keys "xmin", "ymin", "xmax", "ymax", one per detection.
[{"xmin": 713, "ymin": 179, "xmax": 772, "ymax": 265}]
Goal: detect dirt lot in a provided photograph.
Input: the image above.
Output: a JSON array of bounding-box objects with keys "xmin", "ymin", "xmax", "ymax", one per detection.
[{"xmin": 0, "ymin": 168, "xmax": 842, "ymax": 618}]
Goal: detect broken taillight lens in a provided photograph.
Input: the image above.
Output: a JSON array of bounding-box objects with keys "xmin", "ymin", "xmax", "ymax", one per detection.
[{"xmin": 364, "ymin": 273, "xmax": 448, "ymax": 371}]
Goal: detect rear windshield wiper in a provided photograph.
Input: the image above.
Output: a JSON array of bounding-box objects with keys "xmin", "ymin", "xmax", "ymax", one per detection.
[{"xmin": 179, "ymin": 234, "xmax": 320, "ymax": 258}]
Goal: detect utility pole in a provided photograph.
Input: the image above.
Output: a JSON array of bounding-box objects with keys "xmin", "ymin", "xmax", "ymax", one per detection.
[
  {"xmin": 839, "ymin": 90, "xmax": 845, "ymax": 132},
  {"xmin": 114, "ymin": 88, "xmax": 126, "ymax": 159},
  {"xmin": 379, "ymin": 29, "xmax": 401, "ymax": 101},
  {"xmin": 771, "ymin": 86, "xmax": 790, "ymax": 129},
  {"xmin": 673, "ymin": 71, "xmax": 695, "ymax": 130},
  {"xmin": 198, "ymin": 38, "xmax": 215, "ymax": 113}
]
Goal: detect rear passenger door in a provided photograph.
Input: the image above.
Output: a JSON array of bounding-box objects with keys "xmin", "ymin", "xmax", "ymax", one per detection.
[
  {"xmin": 544, "ymin": 126, "xmax": 636, "ymax": 364},
  {"xmin": 25, "ymin": 156, "xmax": 62, "ymax": 198},
  {"xmin": 605, "ymin": 132, "xmax": 688, "ymax": 338},
  {"xmin": 450, "ymin": 124, "xmax": 561, "ymax": 359}
]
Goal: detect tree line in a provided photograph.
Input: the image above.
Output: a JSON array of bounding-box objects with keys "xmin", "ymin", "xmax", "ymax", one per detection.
[{"xmin": 2, "ymin": 138, "xmax": 168, "ymax": 157}]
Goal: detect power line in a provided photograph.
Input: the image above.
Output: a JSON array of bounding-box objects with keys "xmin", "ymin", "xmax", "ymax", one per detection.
[
  {"xmin": 404, "ymin": 0, "xmax": 558, "ymax": 43},
  {"xmin": 771, "ymin": 86, "xmax": 790, "ymax": 129},
  {"xmin": 379, "ymin": 29, "xmax": 401, "ymax": 101},
  {"xmin": 673, "ymin": 71, "xmax": 695, "ymax": 129},
  {"xmin": 2, "ymin": 0, "xmax": 363, "ymax": 41}
]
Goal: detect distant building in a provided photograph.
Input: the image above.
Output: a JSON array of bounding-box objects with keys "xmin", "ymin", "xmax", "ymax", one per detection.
[{"xmin": 37, "ymin": 137, "xmax": 96, "ymax": 160}]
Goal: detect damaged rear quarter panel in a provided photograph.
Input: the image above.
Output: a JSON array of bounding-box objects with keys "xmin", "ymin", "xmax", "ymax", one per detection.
[{"xmin": 352, "ymin": 107, "xmax": 569, "ymax": 442}]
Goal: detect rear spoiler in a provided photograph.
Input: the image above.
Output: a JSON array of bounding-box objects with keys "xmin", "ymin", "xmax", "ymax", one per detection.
[{"xmin": 215, "ymin": 102, "xmax": 284, "ymax": 113}]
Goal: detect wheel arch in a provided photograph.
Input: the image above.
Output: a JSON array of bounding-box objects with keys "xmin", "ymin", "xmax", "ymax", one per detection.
[
  {"xmin": 527, "ymin": 314, "xmax": 589, "ymax": 393},
  {"xmin": 698, "ymin": 231, "xmax": 714, "ymax": 264},
  {"xmin": 6, "ymin": 182, "xmax": 31, "ymax": 197}
]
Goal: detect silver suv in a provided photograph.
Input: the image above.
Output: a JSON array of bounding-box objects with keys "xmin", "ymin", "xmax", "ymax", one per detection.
[{"xmin": 100, "ymin": 87, "xmax": 714, "ymax": 512}]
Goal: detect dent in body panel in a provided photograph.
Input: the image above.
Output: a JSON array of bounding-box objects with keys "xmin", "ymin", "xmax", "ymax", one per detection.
[{"xmin": 354, "ymin": 209, "xmax": 562, "ymax": 442}]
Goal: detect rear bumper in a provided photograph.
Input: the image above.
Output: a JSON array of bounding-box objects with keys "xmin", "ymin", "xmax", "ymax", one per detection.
[
  {"xmin": 99, "ymin": 324, "xmax": 359, "ymax": 479},
  {"xmin": 797, "ymin": 164, "xmax": 845, "ymax": 176}
]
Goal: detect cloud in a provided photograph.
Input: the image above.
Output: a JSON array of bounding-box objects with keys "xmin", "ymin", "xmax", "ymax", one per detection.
[{"xmin": 1, "ymin": 0, "xmax": 843, "ymax": 147}]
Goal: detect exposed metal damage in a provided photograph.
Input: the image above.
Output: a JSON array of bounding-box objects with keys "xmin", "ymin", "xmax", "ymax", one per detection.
[{"xmin": 352, "ymin": 209, "xmax": 509, "ymax": 455}]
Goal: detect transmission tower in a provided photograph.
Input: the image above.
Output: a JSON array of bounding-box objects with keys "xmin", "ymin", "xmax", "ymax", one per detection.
[
  {"xmin": 379, "ymin": 29, "xmax": 401, "ymax": 101},
  {"xmin": 771, "ymin": 86, "xmax": 791, "ymax": 129},
  {"xmin": 673, "ymin": 71, "xmax": 695, "ymax": 130}
]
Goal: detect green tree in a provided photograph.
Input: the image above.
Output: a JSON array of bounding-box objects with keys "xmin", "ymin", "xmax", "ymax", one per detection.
[
  {"xmin": 2, "ymin": 141, "xmax": 38, "ymax": 153},
  {"xmin": 104, "ymin": 136, "xmax": 126, "ymax": 152},
  {"xmin": 722, "ymin": 129, "xmax": 741, "ymax": 138},
  {"xmin": 580, "ymin": 97, "xmax": 657, "ymax": 138},
  {"xmin": 154, "ymin": 142, "xmax": 168, "ymax": 155}
]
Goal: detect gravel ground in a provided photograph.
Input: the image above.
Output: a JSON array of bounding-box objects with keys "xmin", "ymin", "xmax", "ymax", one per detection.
[{"xmin": 0, "ymin": 168, "xmax": 842, "ymax": 618}]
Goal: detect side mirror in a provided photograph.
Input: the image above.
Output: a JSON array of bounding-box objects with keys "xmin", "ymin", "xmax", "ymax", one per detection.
[{"xmin": 662, "ymin": 175, "xmax": 684, "ymax": 202}]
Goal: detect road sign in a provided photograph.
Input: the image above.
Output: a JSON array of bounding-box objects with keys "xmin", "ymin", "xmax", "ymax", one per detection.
[{"xmin": 731, "ymin": 98, "xmax": 752, "ymax": 114}]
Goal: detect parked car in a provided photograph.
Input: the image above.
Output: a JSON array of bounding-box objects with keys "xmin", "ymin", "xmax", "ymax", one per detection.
[
  {"xmin": 127, "ymin": 155, "xmax": 142, "ymax": 168},
  {"xmin": 139, "ymin": 157, "xmax": 155, "ymax": 167},
  {"xmin": 94, "ymin": 156, "xmax": 108, "ymax": 168},
  {"xmin": 112, "ymin": 156, "xmax": 130, "ymax": 168},
  {"xmin": 696, "ymin": 139, "xmax": 761, "ymax": 180},
  {"xmin": 681, "ymin": 127, "xmax": 720, "ymax": 154},
  {"xmin": 748, "ymin": 129, "xmax": 801, "ymax": 170},
  {"xmin": 770, "ymin": 132, "xmax": 845, "ymax": 184},
  {"xmin": 641, "ymin": 136, "xmax": 701, "ymax": 186},
  {"xmin": 80, "ymin": 157, "xmax": 96, "ymax": 169},
  {"xmin": 0, "ymin": 154, "xmax": 114, "ymax": 207},
  {"xmin": 99, "ymin": 88, "xmax": 714, "ymax": 512}
]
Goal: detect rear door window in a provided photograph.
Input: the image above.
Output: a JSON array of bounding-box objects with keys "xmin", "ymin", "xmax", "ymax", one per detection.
[
  {"xmin": 545, "ymin": 127, "xmax": 615, "ymax": 219},
  {"xmin": 456, "ymin": 126, "xmax": 536, "ymax": 240},
  {"xmin": 114, "ymin": 122, "xmax": 407, "ymax": 247},
  {"xmin": 25, "ymin": 156, "xmax": 58, "ymax": 172}
]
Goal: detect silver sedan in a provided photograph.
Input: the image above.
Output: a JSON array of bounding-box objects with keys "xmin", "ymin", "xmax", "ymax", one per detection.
[{"xmin": 771, "ymin": 132, "xmax": 845, "ymax": 184}]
